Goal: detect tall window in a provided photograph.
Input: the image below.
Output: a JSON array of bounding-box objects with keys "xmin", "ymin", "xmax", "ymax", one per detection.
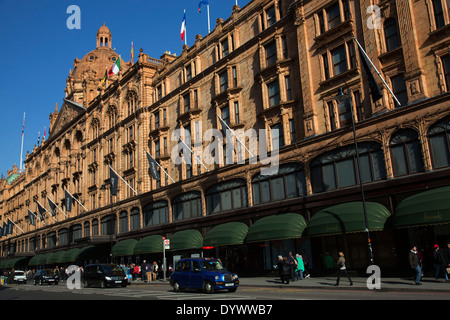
[
  {"xmin": 428, "ymin": 117, "xmax": 450, "ymax": 168},
  {"xmin": 265, "ymin": 40, "xmax": 277, "ymax": 67},
  {"xmin": 441, "ymin": 54, "xmax": 450, "ymax": 91},
  {"xmin": 390, "ymin": 129, "xmax": 425, "ymax": 177},
  {"xmin": 268, "ymin": 79, "xmax": 280, "ymax": 107},
  {"xmin": 130, "ymin": 207, "xmax": 141, "ymax": 231},
  {"xmin": 331, "ymin": 45, "xmax": 348, "ymax": 76},
  {"xmin": 119, "ymin": 211, "xmax": 128, "ymax": 233},
  {"xmin": 271, "ymin": 123, "xmax": 285, "ymax": 149},
  {"xmin": 173, "ymin": 192, "xmax": 202, "ymax": 221},
  {"xmin": 219, "ymin": 70, "xmax": 228, "ymax": 93},
  {"xmin": 266, "ymin": 5, "xmax": 276, "ymax": 27},
  {"xmin": 384, "ymin": 18, "xmax": 400, "ymax": 52},
  {"xmin": 311, "ymin": 142, "xmax": 387, "ymax": 193},
  {"xmin": 206, "ymin": 179, "xmax": 248, "ymax": 214},
  {"xmin": 391, "ymin": 75, "xmax": 408, "ymax": 107},
  {"xmin": 252, "ymin": 163, "xmax": 306, "ymax": 205},
  {"xmin": 433, "ymin": 0, "xmax": 445, "ymax": 29},
  {"xmin": 144, "ymin": 201, "xmax": 168, "ymax": 227},
  {"xmin": 327, "ymin": 2, "xmax": 342, "ymax": 29}
]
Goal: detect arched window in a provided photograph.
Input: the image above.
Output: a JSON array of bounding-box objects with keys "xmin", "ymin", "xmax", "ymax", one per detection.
[
  {"xmin": 101, "ymin": 215, "xmax": 116, "ymax": 235},
  {"xmin": 144, "ymin": 201, "xmax": 168, "ymax": 227},
  {"xmin": 206, "ymin": 179, "xmax": 248, "ymax": 214},
  {"xmin": 311, "ymin": 142, "xmax": 386, "ymax": 193},
  {"xmin": 108, "ymin": 106, "xmax": 117, "ymax": 128},
  {"xmin": 119, "ymin": 210, "xmax": 128, "ymax": 233},
  {"xmin": 384, "ymin": 18, "xmax": 400, "ymax": 52},
  {"xmin": 92, "ymin": 219, "xmax": 99, "ymax": 236},
  {"xmin": 390, "ymin": 129, "xmax": 424, "ymax": 177},
  {"xmin": 130, "ymin": 207, "xmax": 141, "ymax": 231},
  {"xmin": 70, "ymin": 224, "xmax": 82, "ymax": 242},
  {"xmin": 173, "ymin": 192, "xmax": 202, "ymax": 221},
  {"xmin": 428, "ymin": 117, "xmax": 450, "ymax": 169},
  {"xmin": 47, "ymin": 232, "xmax": 56, "ymax": 249},
  {"xmin": 83, "ymin": 221, "xmax": 90, "ymax": 237},
  {"xmin": 252, "ymin": 163, "xmax": 306, "ymax": 205},
  {"xmin": 58, "ymin": 228, "xmax": 68, "ymax": 245}
]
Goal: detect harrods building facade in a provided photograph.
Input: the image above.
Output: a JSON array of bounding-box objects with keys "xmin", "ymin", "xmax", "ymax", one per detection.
[{"xmin": 1, "ymin": 0, "xmax": 450, "ymax": 276}]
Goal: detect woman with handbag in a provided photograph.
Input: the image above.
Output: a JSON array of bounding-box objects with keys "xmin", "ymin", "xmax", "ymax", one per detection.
[{"xmin": 335, "ymin": 252, "xmax": 353, "ymax": 286}]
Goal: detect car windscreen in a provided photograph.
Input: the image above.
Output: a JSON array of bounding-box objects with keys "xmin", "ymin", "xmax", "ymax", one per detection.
[
  {"xmin": 201, "ymin": 260, "xmax": 224, "ymax": 271},
  {"xmin": 14, "ymin": 271, "xmax": 24, "ymax": 276},
  {"xmin": 101, "ymin": 265, "xmax": 123, "ymax": 275}
]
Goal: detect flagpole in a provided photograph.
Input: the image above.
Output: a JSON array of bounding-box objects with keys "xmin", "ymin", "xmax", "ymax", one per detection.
[
  {"xmin": 9, "ymin": 219, "xmax": 24, "ymax": 233},
  {"xmin": 65, "ymin": 188, "xmax": 89, "ymax": 212},
  {"xmin": 217, "ymin": 113, "xmax": 255, "ymax": 157},
  {"xmin": 108, "ymin": 165, "xmax": 138, "ymax": 195},
  {"xmin": 48, "ymin": 196, "xmax": 68, "ymax": 218},
  {"xmin": 36, "ymin": 200, "xmax": 58, "ymax": 222},
  {"xmin": 353, "ymin": 37, "xmax": 401, "ymax": 107},
  {"xmin": 175, "ymin": 132, "xmax": 209, "ymax": 172},
  {"xmin": 185, "ymin": 10, "xmax": 187, "ymax": 46},
  {"xmin": 20, "ymin": 112, "xmax": 25, "ymax": 173},
  {"xmin": 146, "ymin": 151, "xmax": 176, "ymax": 183}
]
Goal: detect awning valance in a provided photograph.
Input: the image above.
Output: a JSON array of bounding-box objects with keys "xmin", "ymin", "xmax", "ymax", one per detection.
[
  {"xmin": 246, "ymin": 213, "xmax": 307, "ymax": 242},
  {"xmin": 203, "ymin": 222, "xmax": 248, "ymax": 247},
  {"xmin": 133, "ymin": 235, "xmax": 163, "ymax": 255},
  {"xmin": 169, "ymin": 229, "xmax": 203, "ymax": 251},
  {"xmin": 394, "ymin": 186, "xmax": 450, "ymax": 228},
  {"xmin": 304, "ymin": 202, "xmax": 391, "ymax": 237},
  {"xmin": 111, "ymin": 239, "xmax": 138, "ymax": 257}
]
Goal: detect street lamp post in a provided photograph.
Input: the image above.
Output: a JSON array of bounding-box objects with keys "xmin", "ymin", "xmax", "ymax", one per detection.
[{"xmin": 335, "ymin": 87, "xmax": 374, "ymax": 265}]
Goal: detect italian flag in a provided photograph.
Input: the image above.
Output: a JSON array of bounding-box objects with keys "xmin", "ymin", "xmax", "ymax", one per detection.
[{"xmin": 108, "ymin": 57, "xmax": 121, "ymax": 76}]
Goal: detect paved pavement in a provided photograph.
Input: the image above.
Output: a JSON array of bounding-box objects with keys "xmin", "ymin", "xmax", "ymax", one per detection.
[{"xmin": 130, "ymin": 275, "xmax": 450, "ymax": 292}]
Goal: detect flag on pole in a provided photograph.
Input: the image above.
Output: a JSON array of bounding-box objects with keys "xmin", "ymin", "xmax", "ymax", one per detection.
[
  {"xmin": 47, "ymin": 197, "xmax": 57, "ymax": 217},
  {"xmin": 357, "ymin": 43, "xmax": 383, "ymax": 103},
  {"xmin": 108, "ymin": 56, "xmax": 121, "ymax": 76},
  {"xmin": 100, "ymin": 68, "xmax": 108, "ymax": 87},
  {"xmin": 43, "ymin": 126, "xmax": 46, "ymax": 141},
  {"xmin": 28, "ymin": 209, "xmax": 36, "ymax": 226},
  {"xmin": 181, "ymin": 9, "xmax": 187, "ymax": 44},
  {"xmin": 198, "ymin": 0, "xmax": 209, "ymax": 13},
  {"xmin": 131, "ymin": 41, "xmax": 134, "ymax": 65},
  {"xmin": 37, "ymin": 202, "xmax": 45, "ymax": 222},
  {"xmin": 109, "ymin": 166, "xmax": 119, "ymax": 196},
  {"xmin": 65, "ymin": 189, "xmax": 72, "ymax": 213},
  {"xmin": 146, "ymin": 151, "xmax": 161, "ymax": 180}
]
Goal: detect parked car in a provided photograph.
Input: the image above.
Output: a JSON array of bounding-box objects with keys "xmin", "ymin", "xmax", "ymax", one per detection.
[
  {"xmin": 33, "ymin": 269, "xmax": 59, "ymax": 285},
  {"xmin": 13, "ymin": 270, "xmax": 27, "ymax": 284},
  {"xmin": 170, "ymin": 257, "xmax": 239, "ymax": 293},
  {"xmin": 83, "ymin": 264, "xmax": 127, "ymax": 288}
]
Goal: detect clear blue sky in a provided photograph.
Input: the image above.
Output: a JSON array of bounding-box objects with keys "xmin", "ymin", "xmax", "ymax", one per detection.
[{"xmin": 0, "ymin": 0, "xmax": 251, "ymax": 179}]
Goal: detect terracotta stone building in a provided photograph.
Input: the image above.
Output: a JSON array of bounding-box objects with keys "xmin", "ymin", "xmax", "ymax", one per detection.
[{"xmin": 1, "ymin": 0, "xmax": 450, "ymax": 276}]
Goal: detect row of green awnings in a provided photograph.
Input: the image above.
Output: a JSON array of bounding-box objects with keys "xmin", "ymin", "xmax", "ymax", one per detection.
[
  {"xmin": 394, "ymin": 186, "xmax": 450, "ymax": 228},
  {"xmin": 0, "ymin": 257, "xmax": 28, "ymax": 269},
  {"xmin": 303, "ymin": 202, "xmax": 391, "ymax": 237},
  {"xmin": 27, "ymin": 246, "xmax": 100, "ymax": 266}
]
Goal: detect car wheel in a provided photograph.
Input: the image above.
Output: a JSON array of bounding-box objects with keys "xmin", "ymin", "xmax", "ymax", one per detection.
[
  {"xmin": 172, "ymin": 281, "xmax": 181, "ymax": 292},
  {"xmin": 203, "ymin": 280, "xmax": 214, "ymax": 294}
]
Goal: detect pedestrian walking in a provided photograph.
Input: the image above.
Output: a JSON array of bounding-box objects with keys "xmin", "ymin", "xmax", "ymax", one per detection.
[
  {"xmin": 432, "ymin": 244, "xmax": 449, "ymax": 282},
  {"xmin": 335, "ymin": 252, "xmax": 352, "ymax": 286},
  {"xmin": 276, "ymin": 255, "xmax": 283, "ymax": 282},
  {"xmin": 409, "ymin": 245, "xmax": 422, "ymax": 285},
  {"xmin": 445, "ymin": 243, "xmax": 450, "ymax": 276},
  {"xmin": 295, "ymin": 254, "xmax": 304, "ymax": 280},
  {"xmin": 281, "ymin": 257, "xmax": 291, "ymax": 284},
  {"xmin": 301, "ymin": 249, "xmax": 311, "ymax": 278},
  {"xmin": 288, "ymin": 251, "xmax": 297, "ymax": 281}
]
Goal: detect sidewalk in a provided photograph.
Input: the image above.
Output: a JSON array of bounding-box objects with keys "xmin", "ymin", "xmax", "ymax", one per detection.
[{"xmin": 131, "ymin": 276, "xmax": 450, "ymax": 292}]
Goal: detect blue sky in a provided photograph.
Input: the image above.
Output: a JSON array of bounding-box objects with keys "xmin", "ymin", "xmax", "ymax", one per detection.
[{"xmin": 0, "ymin": 0, "xmax": 251, "ymax": 179}]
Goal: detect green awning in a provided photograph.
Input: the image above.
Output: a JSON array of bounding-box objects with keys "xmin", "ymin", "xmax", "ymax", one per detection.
[
  {"xmin": 111, "ymin": 239, "xmax": 138, "ymax": 257},
  {"xmin": 304, "ymin": 202, "xmax": 391, "ymax": 237},
  {"xmin": 394, "ymin": 186, "xmax": 450, "ymax": 228},
  {"xmin": 134, "ymin": 235, "xmax": 163, "ymax": 254},
  {"xmin": 1, "ymin": 257, "xmax": 28, "ymax": 269},
  {"xmin": 28, "ymin": 254, "xmax": 45, "ymax": 266},
  {"xmin": 62, "ymin": 248, "xmax": 81, "ymax": 263},
  {"xmin": 46, "ymin": 251, "xmax": 66, "ymax": 264},
  {"xmin": 203, "ymin": 222, "xmax": 248, "ymax": 247},
  {"xmin": 169, "ymin": 229, "xmax": 203, "ymax": 251},
  {"xmin": 246, "ymin": 213, "xmax": 307, "ymax": 242}
]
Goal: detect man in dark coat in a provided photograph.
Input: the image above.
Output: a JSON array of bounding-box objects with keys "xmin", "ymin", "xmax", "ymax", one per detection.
[
  {"xmin": 408, "ymin": 245, "xmax": 421, "ymax": 285},
  {"xmin": 433, "ymin": 244, "xmax": 449, "ymax": 282}
]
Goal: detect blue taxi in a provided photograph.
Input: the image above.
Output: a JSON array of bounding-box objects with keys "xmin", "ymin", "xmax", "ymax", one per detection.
[{"xmin": 170, "ymin": 257, "xmax": 239, "ymax": 293}]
